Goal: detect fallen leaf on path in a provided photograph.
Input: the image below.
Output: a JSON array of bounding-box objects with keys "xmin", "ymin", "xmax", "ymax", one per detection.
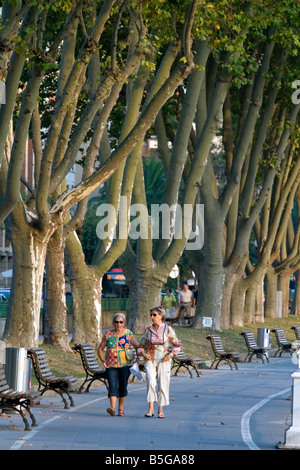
[{"xmin": 9, "ymin": 425, "xmax": 21, "ymax": 431}]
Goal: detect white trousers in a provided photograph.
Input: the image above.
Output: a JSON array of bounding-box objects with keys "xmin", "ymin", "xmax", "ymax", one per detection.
[
  {"xmin": 144, "ymin": 359, "xmax": 171, "ymax": 406},
  {"xmin": 166, "ymin": 307, "xmax": 176, "ymax": 319}
]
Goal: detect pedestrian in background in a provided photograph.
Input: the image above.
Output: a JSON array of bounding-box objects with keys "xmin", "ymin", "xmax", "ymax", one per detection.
[
  {"xmin": 178, "ymin": 283, "xmax": 192, "ymax": 324},
  {"xmin": 162, "ymin": 287, "xmax": 177, "ymax": 319}
]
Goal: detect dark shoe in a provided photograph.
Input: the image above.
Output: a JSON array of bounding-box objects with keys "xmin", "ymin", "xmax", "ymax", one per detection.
[
  {"xmin": 118, "ymin": 410, "xmax": 125, "ymax": 416},
  {"xmin": 144, "ymin": 411, "xmax": 154, "ymax": 417}
]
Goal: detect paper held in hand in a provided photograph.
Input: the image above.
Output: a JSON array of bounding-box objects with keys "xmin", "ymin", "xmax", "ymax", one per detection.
[{"xmin": 129, "ymin": 362, "xmax": 143, "ymax": 381}]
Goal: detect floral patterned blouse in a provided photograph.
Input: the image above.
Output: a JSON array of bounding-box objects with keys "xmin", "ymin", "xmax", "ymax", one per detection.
[
  {"xmin": 103, "ymin": 329, "xmax": 134, "ymax": 368},
  {"xmin": 138, "ymin": 323, "xmax": 181, "ymax": 361}
]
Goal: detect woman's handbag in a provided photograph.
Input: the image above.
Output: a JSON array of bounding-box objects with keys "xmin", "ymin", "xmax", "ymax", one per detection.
[{"xmin": 125, "ymin": 347, "xmax": 135, "ymax": 361}]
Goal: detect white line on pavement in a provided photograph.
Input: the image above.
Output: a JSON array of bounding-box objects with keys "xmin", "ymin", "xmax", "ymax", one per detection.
[{"xmin": 241, "ymin": 387, "xmax": 290, "ymax": 450}]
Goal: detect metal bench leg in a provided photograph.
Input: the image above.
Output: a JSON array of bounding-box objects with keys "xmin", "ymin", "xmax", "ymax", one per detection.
[
  {"xmin": 190, "ymin": 363, "xmax": 200, "ymax": 377},
  {"xmin": 13, "ymin": 405, "xmax": 32, "ymax": 431},
  {"xmin": 279, "ymin": 348, "xmax": 283, "ymax": 357},
  {"xmin": 85, "ymin": 378, "xmax": 96, "ymax": 393},
  {"xmin": 244, "ymin": 353, "xmax": 251, "ymax": 362},
  {"xmin": 56, "ymin": 389, "xmax": 70, "ymax": 409},
  {"xmin": 256, "ymin": 353, "xmax": 265, "ymax": 364},
  {"xmin": 22, "ymin": 402, "xmax": 38, "ymax": 428},
  {"xmin": 78, "ymin": 376, "xmax": 89, "ymax": 393},
  {"xmin": 249, "ymin": 352, "xmax": 256, "ymax": 363},
  {"xmin": 262, "ymin": 352, "xmax": 269, "ymax": 363},
  {"xmin": 64, "ymin": 389, "xmax": 75, "ymax": 407},
  {"xmin": 172, "ymin": 363, "xmax": 192, "ymax": 377},
  {"xmin": 41, "ymin": 385, "xmax": 70, "ymax": 409},
  {"xmin": 215, "ymin": 358, "xmax": 223, "ymax": 369},
  {"xmin": 178, "ymin": 362, "xmax": 193, "ymax": 378}
]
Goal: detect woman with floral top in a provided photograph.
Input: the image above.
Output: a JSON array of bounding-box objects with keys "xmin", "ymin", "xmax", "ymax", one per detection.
[
  {"xmin": 138, "ymin": 306, "xmax": 180, "ymax": 418},
  {"xmin": 98, "ymin": 313, "xmax": 139, "ymax": 417}
]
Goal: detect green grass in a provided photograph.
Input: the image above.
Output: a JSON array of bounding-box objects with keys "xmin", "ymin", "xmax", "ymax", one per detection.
[{"xmin": 32, "ymin": 315, "xmax": 300, "ymax": 385}]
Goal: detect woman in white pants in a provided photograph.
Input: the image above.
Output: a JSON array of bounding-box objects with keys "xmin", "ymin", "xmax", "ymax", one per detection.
[{"xmin": 138, "ymin": 306, "xmax": 180, "ymax": 418}]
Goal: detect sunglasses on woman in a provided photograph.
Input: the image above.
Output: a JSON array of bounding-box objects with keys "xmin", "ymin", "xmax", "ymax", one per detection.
[
  {"xmin": 150, "ymin": 306, "xmax": 163, "ymax": 317},
  {"xmin": 114, "ymin": 320, "xmax": 124, "ymax": 324}
]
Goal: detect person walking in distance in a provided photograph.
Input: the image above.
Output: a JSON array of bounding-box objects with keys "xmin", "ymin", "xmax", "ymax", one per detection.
[
  {"xmin": 162, "ymin": 288, "xmax": 177, "ymax": 319},
  {"xmin": 178, "ymin": 283, "xmax": 192, "ymax": 324}
]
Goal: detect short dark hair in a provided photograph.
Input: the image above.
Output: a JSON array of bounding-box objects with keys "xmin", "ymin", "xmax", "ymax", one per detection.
[{"xmin": 150, "ymin": 306, "xmax": 166, "ymax": 320}]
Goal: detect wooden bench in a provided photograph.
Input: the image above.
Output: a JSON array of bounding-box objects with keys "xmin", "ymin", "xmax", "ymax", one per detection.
[
  {"xmin": 73, "ymin": 343, "xmax": 108, "ymax": 392},
  {"xmin": 271, "ymin": 328, "xmax": 293, "ymax": 357},
  {"xmin": 241, "ymin": 331, "xmax": 269, "ymax": 364},
  {"xmin": 171, "ymin": 343, "xmax": 202, "ymax": 378},
  {"xmin": 206, "ymin": 335, "xmax": 241, "ymax": 370},
  {"xmin": 291, "ymin": 326, "xmax": 300, "ymax": 341},
  {"xmin": 0, "ymin": 364, "xmax": 41, "ymax": 431},
  {"xmin": 28, "ymin": 347, "xmax": 79, "ymax": 409}
]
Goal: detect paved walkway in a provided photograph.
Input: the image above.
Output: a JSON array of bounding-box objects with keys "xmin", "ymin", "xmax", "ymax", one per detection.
[{"xmin": 0, "ymin": 355, "xmax": 297, "ymax": 454}]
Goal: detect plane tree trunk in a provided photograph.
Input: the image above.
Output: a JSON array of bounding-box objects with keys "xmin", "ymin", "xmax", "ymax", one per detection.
[{"xmin": 4, "ymin": 204, "xmax": 51, "ymax": 346}]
